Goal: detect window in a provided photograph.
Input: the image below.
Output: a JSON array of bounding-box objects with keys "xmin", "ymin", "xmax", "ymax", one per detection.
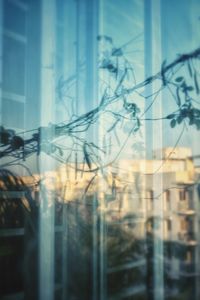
[
  {"xmin": 167, "ymin": 219, "xmax": 171, "ymax": 231},
  {"xmin": 179, "ymin": 189, "xmax": 186, "ymax": 201},
  {"xmin": 180, "ymin": 218, "xmax": 188, "ymax": 231},
  {"xmin": 166, "ymin": 190, "xmax": 170, "ymax": 202},
  {"xmin": 1, "ymin": 1, "xmax": 200, "ymax": 300}
]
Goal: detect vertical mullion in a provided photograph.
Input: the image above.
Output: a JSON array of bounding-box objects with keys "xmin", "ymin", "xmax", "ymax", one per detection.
[
  {"xmin": 61, "ymin": 3, "xmax": 68, "ymax": 298},
  {"xmin": 144, "ymin": 0, "xmax": 153, "ymax": 158},
  {"xmin": 144, "ymin": 0, "xmax": 164, "ymax": 299},
  {"xmin": 95, "ymin": 41, "xmax": 107, "ymax": 292},
  {"xmin": 39, "ymin": 1, "xmax": 56, "ymax": 300},
  {"xmin": 144, "ymin": 1, "xmax": 153, "ymax": 298},
  {"xmin": 84, "ymin": 0, "xmax": 99, "ymax": 299},
  {"xmin": 98, "ymin": 1, "xmax": 107, "ymax": 299},
  {"xmin": 75, "ymin": 0, "xmax": 80, "ymax": 116},
  {"xmin": 151, "ymin": 1, "xmax": 164, "ymax": 300}
]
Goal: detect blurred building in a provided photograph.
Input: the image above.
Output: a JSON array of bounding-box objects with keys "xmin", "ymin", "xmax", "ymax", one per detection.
[
  {"xmin": 104, "ymin": 147, "xmax": 200, "ymax": 299},
  {"xmin": 24, "ymin": 146, "xmax": 200, "ymax": 299}
]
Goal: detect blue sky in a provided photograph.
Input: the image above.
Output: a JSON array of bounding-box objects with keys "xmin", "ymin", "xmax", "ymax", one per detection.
[{"xmin": 97, "ymin": 0, "xmax": 200, "ymax": 158}]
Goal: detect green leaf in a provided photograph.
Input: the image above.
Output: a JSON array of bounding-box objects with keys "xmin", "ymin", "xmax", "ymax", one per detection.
[
  {"xmin": 170, "ymin": 119, "xmax": 176, "ymax": 128},
  {"xmin": 112, "ymin": 47, "xmax": 123, "ymax": 57},
  {"xmin": 189, "ymin": 116, "xmax": 195, "ymax": 126},
  {"xmin": 175, "ymin": 76, "xmax": 184, "ymax": 82},
  {"xmin": 186, "ymin": 86, "xmax": 194, "ymax": 91},
  {"xmin": 177, "ymin": 115, "xmax": 183, "ymax": 124},
  {"xmin": 166, "ymin": 114, "xmax": 175, "ymax": 119}
]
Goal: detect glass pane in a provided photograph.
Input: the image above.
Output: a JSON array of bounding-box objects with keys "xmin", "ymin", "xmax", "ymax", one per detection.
[
  {"xmin": 2, "ymin": 36, "xmax": 25, "ymax": 95},
  {"xmin": 2, "ymin": 98, "xmax": 24, "ymax": 128},
  {"xmin": 1, "ymin": 1, "xmax": 200, "ymax": 300},
  {"xmin": 3, "ymin": 0, "xmax": 26, "ymax": 36}
]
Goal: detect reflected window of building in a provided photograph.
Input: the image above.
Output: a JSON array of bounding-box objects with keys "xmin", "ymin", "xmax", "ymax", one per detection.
[{"xmin": 179, "ymin": 189, "xmax": 186, "ymax": 201}]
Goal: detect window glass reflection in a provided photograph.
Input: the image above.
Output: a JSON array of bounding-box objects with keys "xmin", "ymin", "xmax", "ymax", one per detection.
[{"xmin": 0, "ymin": 1, "xmax": 200, "ymax": 300}]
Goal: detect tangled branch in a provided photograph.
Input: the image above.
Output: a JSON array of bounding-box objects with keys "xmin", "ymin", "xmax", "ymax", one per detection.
[{"xmin": 1, "ymin": 38, "xmax": 200, "ymax": 173}]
